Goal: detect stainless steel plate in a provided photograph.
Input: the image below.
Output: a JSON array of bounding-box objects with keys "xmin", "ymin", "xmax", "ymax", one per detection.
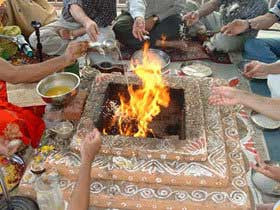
[
  {"xmin": 0, "ymin": 155, "xmax": 25, "ymax": 195},
  {"xmin": 131, "ymin": 49, "xmax": 171, "ymax": 69},
  {"xmin": 251, "ymin": 160, "xmax": 280, "ymax": 196},
  {"xmin": 0, "ymin": 196, "xmax": 39, "ymax": 210},
  {"xmin": 251, "ymin": 112, "xmax": 280, "ymax": 130},
  {"xmin": 181, "ymin": 61, "xmax": 212, "ymax": 77}
]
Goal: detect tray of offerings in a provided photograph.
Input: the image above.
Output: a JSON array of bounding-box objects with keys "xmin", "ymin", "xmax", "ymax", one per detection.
[{"xmin": 0, "ymin": 155, "xmax": 25, "ymax": 194}]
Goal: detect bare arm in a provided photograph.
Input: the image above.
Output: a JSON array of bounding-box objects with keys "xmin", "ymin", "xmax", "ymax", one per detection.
[
  {"xmin": 209, "ymin": 86, "xmax": 280, "ymax": 121},
  {"xmin": 250, "ymin": 13, "xmax": 278, "ymax": 30},
  {"xmin": 69, "ymin": 4, "xmax": 99, "ymax": 41},
  {"xmin": 266, "ymin": 62, "xmax": 280, "ymax": 74},
  {"xmin": 0, "ymin": 41, "xmax": 88, "ymax": 84},
  {"xmin": 243, "ymin": 61, "xmax": 280, "ymax": 78},
  {"xmin": 240, "ymin": 91, "xmax": 280, "ymax": 120},
  {"xmin": 68, "ymin": 162, "xmax": 91, "ymax": 210},
  {"xmin": 68, "ymin": 129, "xmax": 101, "ymax": 210},
  {"xmin": 69, "ymin": 4, "xmax": 91, "ymax": 27},
  {"xmin": 222, "ymin": 13, "xmax": 278, "ymax": 36},
  {"xmin": 197, "ymin": 0, "xmax": 220, "ymax": 18},
  {"xmin": 0, "ymin": 56, "xmax": 70, "ymax": 84}
]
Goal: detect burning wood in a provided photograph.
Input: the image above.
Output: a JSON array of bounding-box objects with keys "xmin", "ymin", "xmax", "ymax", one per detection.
[{"xmin": 103, "ymin": 43, "xmax": 170, "ymax": 137}]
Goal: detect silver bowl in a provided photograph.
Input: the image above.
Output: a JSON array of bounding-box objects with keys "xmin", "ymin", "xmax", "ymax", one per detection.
[
  {"xmin": 36, "ymin": 72, "xmax": 80, "ymax": 106},
  {"xmin": 131, "ymin": 48, "xmax": 170, "ymax": 69}
]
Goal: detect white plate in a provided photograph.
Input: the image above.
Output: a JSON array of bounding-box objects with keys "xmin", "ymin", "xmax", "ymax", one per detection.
[
  {"xmin": 252, "ymin": 170, "xmax": 280, "ymax": 196},
  {"xmin": 251, "ymin": 112, "xmax": 280, "ymax": 130},
  {"xmin": 181, "ymin": 64, "xmax": 212, "ymax": 77}
]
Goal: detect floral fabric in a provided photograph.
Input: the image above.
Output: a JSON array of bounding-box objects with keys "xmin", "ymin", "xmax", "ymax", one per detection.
[{"xmin": 0, "ymin": 81, "xmax": 45, "ymax": 148}]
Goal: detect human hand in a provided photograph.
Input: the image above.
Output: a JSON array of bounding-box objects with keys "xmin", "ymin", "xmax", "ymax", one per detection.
[
  {"xmin": 182, "ymin": 11, "xmax": 199, "ymax": 26},
  {"xmin": 244, "ymin": 61, "xmax": 269, "ymax": 78},
  {"xmin": 0, "ymin": 139, "xmax": 21, "ymax": 156},
  {"xmin": 250, "ymin": 152, "xmax": 280, "ymax": 182},
  {"xmin": 221, "ymin": 19, "xmax": 249, "ymax": 36},
  {"xmin": 145, "ymin": 16, "xmax": 157, "ymax": 32},
  {"xmin": 64, "ymin": 41, "xmax": 89, "ymax": 65},
  {"xmin": 133, "ymin": 17, "xmax": 149, "ymax": 41},
  {"xmin": 208, "ymin": 86, "xmax": 242, "ymax": 106},
  {"xmin": 80, "ymin": 128, "xmax": 101, "ymax": 165},
  {"xmin": 85, "ymin": 20, "xmax": 99, "ymax": 42}
]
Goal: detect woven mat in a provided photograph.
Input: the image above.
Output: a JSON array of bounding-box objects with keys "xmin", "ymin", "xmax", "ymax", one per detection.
[
  {"xmin": 6, "ymin": 82, "xmax": 46, "ymax": 107},
  {"xmin": 120, "ymin": 40, "xmax": 232, "ymax": 64}
]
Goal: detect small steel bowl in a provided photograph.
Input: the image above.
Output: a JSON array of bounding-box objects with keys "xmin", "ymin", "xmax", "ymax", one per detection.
[
  {"xmin": 36, "ymin": 72, "xmax": 80, "ymax": 106},
  {"xmin": 53, "ymin": 121, "xmax": 74, "ymax": 139},
  {"xmin": 131, "ymin": 48, "xmax": 170, "ymax": 69}
]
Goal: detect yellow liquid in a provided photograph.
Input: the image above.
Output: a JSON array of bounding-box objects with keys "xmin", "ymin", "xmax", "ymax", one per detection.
[{"xmin": 45, "ymin": 86, "xmax": 71, "ymax": 97}]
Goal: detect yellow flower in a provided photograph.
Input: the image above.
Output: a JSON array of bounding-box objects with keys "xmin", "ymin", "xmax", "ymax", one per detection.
[
  {"xmin": 34, "ymin": 155, "xmax": 43, "ymax": 163},
  {"xmin": 39, "ymin": 145, "xmax": 55, "ymax": 154}
]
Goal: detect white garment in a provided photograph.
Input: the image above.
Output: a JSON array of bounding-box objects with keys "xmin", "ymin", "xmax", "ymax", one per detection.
[
  {"xmin": 29, "ymin": 16, "xmax": 115, "ymax": 56},
  {"xmin": 267, "ymin": 74, "xmax": 280, "ymax": 98},
  {"xmin": 201, "ymin": 12, "xmax": 250, "ymax": 53},
  {"xmin": 128, "ymin": 0, "xmax": 187, "ymax": 20}
]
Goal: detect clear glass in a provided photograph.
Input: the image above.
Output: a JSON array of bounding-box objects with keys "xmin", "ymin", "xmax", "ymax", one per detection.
[{"xmin": 35, "ymin": 171, "xmax": 65, "ymax": 210}]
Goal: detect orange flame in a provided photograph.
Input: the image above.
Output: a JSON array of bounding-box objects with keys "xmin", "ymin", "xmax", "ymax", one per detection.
[{"xmin": 105, "ymin": 42, "xmax": 170, "ymax": 137}]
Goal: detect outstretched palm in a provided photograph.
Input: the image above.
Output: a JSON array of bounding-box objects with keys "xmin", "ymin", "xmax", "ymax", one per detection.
[
  {"xmin": 209, "ymin": 86, "xmax": 240, "ymax": 106},
  {"xmin": 251, "ymin": 152, "xmax": 280, "ymax": 182}
]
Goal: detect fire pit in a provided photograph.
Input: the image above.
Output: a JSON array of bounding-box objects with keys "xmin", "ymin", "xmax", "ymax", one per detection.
[
  {"xmin": 77, "ymin": 74, "xmax": 208, "ymax": 162},
  {"xmin": 97, "ymin": 83, "xmax": 185, "ymax": 139},
  {"xmin": 65, "ymin": 44, "xmax": 252, "ymax": 209},
  {"xmin": 18, "ymin": 44, "xmax": 252, "ymax": 209}
]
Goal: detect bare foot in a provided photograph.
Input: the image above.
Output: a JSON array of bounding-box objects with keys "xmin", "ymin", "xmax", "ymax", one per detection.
[{"xmin": 58, "ymin": 28, "xmax": 74, "ymax": 40}]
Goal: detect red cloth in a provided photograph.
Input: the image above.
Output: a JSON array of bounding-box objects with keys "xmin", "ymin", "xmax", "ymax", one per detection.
[{"xmin": 0, "ymin": 81, "xmax": 45, "ymax": 148}]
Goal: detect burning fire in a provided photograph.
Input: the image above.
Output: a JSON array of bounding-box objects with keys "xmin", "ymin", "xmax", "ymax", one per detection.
[{"xmin": 104, "ymin": 43, "xmax": 170, "ymax": 137}]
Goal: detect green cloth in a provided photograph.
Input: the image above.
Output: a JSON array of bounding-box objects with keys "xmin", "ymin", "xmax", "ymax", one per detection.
[
  {"xmin": 64, "ymin": 61, "xmax": 80, "ymax": 76},
  {"xmin": 0, "ymin": 26, "xmax": 21, "ymax": 59}
]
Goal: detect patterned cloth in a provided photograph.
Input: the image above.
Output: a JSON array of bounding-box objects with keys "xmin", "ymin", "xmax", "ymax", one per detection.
[
  {"xmin": 0, "ymin": 81, "xmax": 45, "ymax": 148},
  {"xmin": 62, "ymin": 0, "xmax": 117, "ymax": 27},
  {"xmin": 217, "ymin": 0, "xmax": 268, "ymax": 25},
  {"xmin": 120, "ymin": 39, "xmax": 231, "ymax": 64},
  {"xmin": 0, "ymin": 53, "xmax": 48, "ymax": 148}
]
